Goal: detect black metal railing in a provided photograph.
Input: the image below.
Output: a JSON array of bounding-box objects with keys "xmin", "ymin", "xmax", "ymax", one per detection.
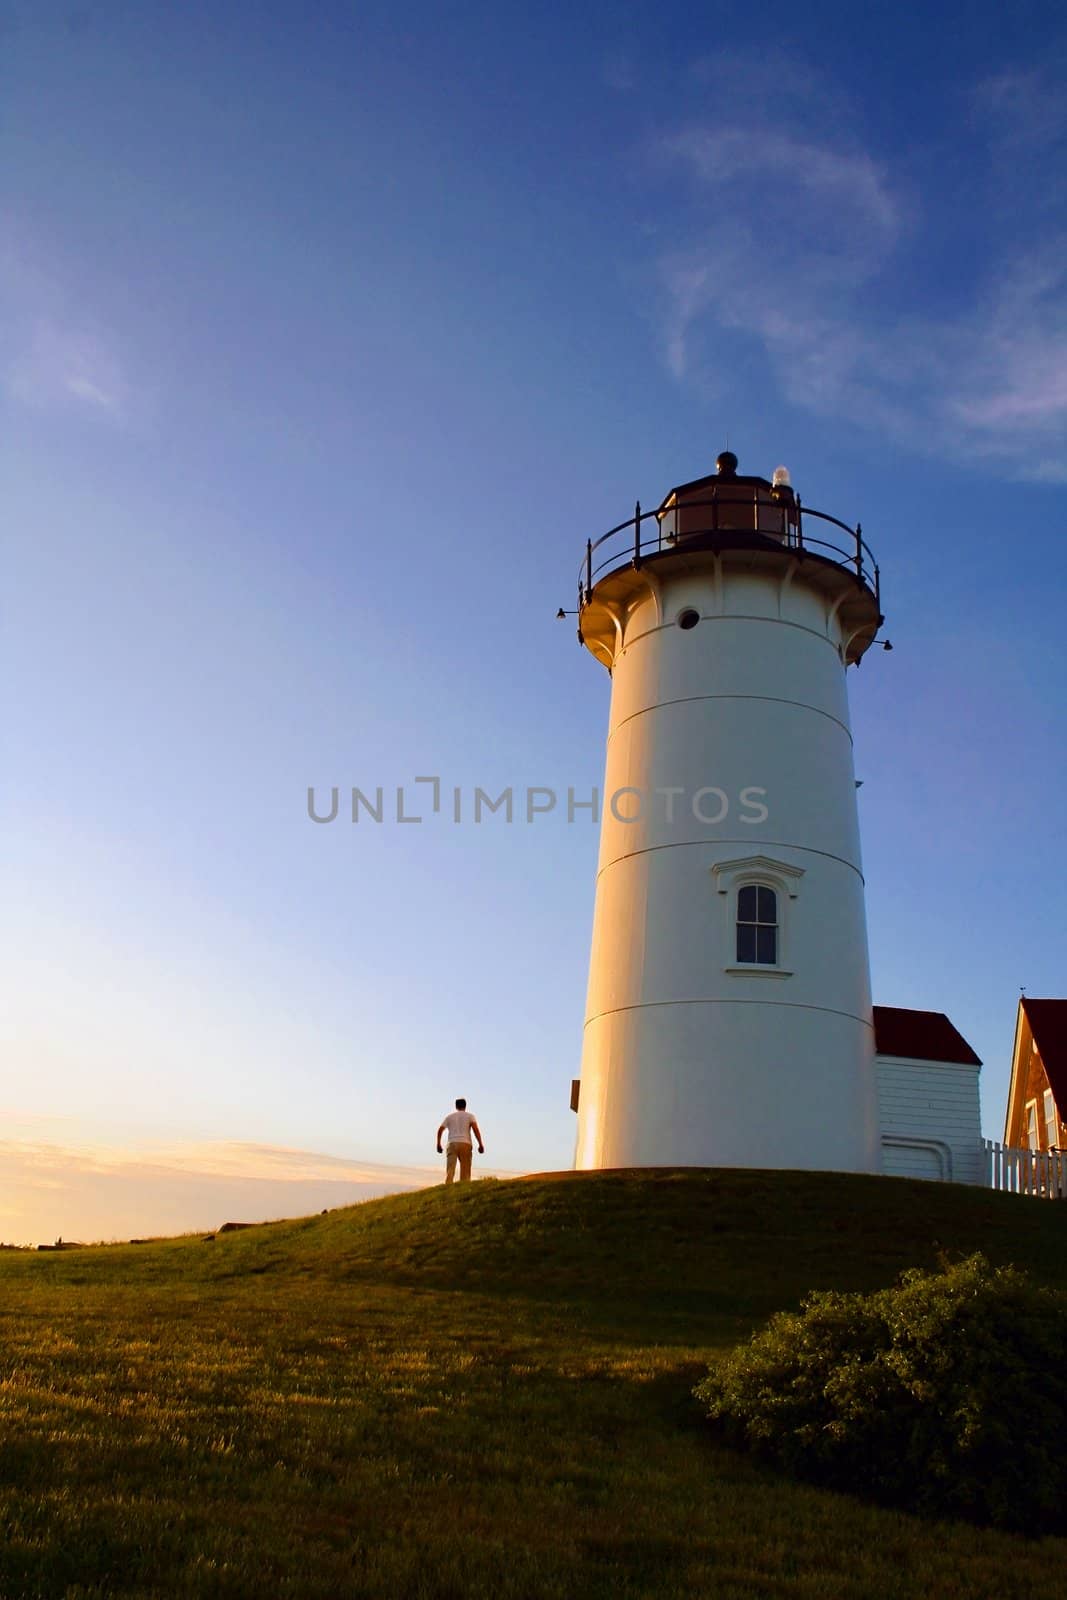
[{"xmin": 576, "ymin": 493, "xmax": 880, "ymax": 616}]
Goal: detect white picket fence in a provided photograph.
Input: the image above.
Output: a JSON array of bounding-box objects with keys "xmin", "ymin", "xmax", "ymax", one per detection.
[{"xmin": 984, "ymin": 1139, "xmax": 1067, "ymax": 1198}]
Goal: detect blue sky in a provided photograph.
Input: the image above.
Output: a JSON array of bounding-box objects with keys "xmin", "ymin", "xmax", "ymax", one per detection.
[{"xmin": 3, "ymin": 1, "xmax": 1066, "ymax": 1241}]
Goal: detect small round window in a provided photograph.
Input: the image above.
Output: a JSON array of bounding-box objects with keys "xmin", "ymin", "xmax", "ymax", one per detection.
[{"xmin": 677, "ymin": 608, "xmax": 700, "ymax": 630}]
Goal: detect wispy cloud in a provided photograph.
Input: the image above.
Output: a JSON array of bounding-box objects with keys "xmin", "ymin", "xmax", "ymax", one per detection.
[
  {"xmin": 0, "ymin": 1134, "xmax": 518, "ymax": 1247},
  {"xmin": 6, "ymin": 319, "xmax": 128, "ymax": 415},
  {"xmin": 652, "ymin": 102, "xmax": 903, "ymax": 404},
  {"xmin": 662, "ymin": 126, "xmax": 899, "ymax": 238},
  {"xmin": 0, "ymin": 227, "xmax": 134, "ymax": 420},
  {"xmin": 974, "ymin": 64, "xmax": 1067, "ymax": 163},
  {"xmin": 2, "ymin": 1137, "xmax": 441, "ymax": 1185},
  {"xmin": 649, "ymin": 54, "xmax": 1067, "ymax": 479}
]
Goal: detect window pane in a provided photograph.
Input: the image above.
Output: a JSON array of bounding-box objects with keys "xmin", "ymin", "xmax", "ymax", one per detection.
[
  {"xmin": 756, "ymin": 886, "xmax": 777, "ymax": 924},
  {"xmin": 737, "ymin": 924, "xmax": 757, "ymax": 963},
  {"xmin": 737, "ymin": 885, "xmax": 757, "ymax": 921},
  {"xmin": 756, "ymin": 925, "xmax": 777, "ymax": 965}
]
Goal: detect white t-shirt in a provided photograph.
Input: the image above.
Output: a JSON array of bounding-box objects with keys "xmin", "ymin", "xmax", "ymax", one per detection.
[{"xmin": 442, "ymin": 1109, "xmax": 476, "ymax": 1145}]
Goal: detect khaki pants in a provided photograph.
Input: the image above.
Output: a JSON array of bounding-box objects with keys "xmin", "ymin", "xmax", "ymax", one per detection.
[{"xmin": 445, "ymin": 1141, "xmax": 473, "ymax": 1184}]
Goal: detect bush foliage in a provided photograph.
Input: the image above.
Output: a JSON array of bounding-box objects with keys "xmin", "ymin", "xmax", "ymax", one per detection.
[{"xmin": 695, "ymin": 1253, "xmax": 1067, "ymax": 1533}]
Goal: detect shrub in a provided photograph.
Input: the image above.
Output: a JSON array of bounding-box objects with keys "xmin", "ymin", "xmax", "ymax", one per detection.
[{"xmin": 694, "ymin": 1253, "xmax": 1067, "ymax": 1533}]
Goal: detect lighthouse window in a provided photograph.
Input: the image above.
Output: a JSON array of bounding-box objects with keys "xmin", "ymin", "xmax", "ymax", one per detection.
[
  {"xmin": 736, "ymin": 885, "xmax": 777, "ymax": 965},
  {"xmin": 677, "ymin": 608, "xmax": 700, "ymax": 630}
]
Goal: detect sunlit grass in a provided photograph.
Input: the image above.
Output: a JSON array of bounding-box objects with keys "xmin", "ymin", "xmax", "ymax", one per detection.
[{"xmin": 2, "ymin": 1170, "xmax": 1066, "ymax": 1597}]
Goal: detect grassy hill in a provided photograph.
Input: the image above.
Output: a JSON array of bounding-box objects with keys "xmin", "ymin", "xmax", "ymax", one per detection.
[{"xmin": 2, "ymin": 1169, "xmax": 1066, "ymax": 1598}]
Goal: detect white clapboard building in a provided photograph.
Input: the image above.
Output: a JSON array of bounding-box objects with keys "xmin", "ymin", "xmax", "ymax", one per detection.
[{"xmin": 873, "ymin": 1006, "xmax": 983, "ymax": 1185}]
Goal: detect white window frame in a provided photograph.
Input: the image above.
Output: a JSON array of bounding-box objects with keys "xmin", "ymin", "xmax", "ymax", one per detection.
[
  {"xmin": 1044, "ymin": 1088, "xmax": 1058, "ymax": 1150},
  {"xmin": 711, "ymin": 855, "xmax": 804, "ymax": 979},
  {"xmin": 1025, "ymin": 1098, "xmax": 1040, "ymax": 1152}
]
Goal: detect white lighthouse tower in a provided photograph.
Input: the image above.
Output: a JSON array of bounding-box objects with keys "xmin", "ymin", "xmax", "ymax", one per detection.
[{"xmin": 571, "ymin": 451, "xmax": 885, "ymax": 1173}]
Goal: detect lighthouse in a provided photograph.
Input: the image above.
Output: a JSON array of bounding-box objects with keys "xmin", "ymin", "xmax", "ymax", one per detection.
[{"xmin": 571, "ymin": 452, "xmax": 885, "ymax": 1174}]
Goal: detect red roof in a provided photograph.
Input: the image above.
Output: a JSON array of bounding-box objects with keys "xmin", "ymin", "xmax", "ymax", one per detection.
[
  {"xmin": 873, "ymin": 1006, "xmax": 981, "ymax": 1066},
  {"xmin": 1021, "ymin": 999, "xmax": 1067, "ymax": 1111}
]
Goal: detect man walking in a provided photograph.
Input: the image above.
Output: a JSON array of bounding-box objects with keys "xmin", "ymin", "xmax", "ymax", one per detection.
[{"xmin": 436, "ymin": 1098, "xmax": 484, "ymax": 1184}]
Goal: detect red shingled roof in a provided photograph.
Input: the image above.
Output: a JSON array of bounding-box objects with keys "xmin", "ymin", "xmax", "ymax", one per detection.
[
  {"xmin": 1021, "ymin": 998, "xmax": 1067, "ymax": 1111},
  {"xmin": 873, "ymin": 1006, "xmax": 981, "ymax": 1066}
]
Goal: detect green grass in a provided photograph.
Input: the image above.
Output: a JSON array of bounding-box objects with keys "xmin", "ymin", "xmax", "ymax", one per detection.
[{"xmin": 2, "ymin": 1169, "xmax": 1066, "ymax": 1598}]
